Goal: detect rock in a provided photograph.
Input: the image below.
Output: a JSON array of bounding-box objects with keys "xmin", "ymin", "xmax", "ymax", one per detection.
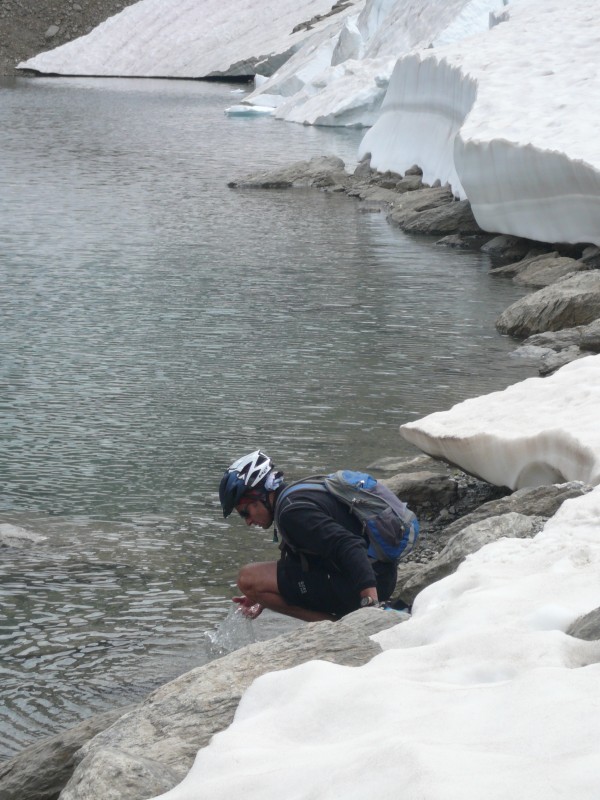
[
  {"xmin": 567, "ymin": 606, "xmax": 600, "ymax": 641},
  {"xmin": 58, "ymin": 613, "xmax": 396, "ymax": 800},
  {"xmin": 60, "ymin": 747, "xmax": 180, "ymax": 800},
  {"xmin": 44, "ymin": 25, "xmax": 60, "ymax": 39},
  {"xmin": 580, "ymin": 317, "xmax": 600, "ymax": 351},
  {"xmin": 0, "ymin": 523, "xmax": 46, "ymax": 547},
  {"xmin": 436, "ymin": 482, "xmax": 591, "ymax": 545},
  {"xmin": 386, "ymin": 187, "xmax": 454, "ymax": 225},
  {"xmin": 489, "ymin": 251, "xmax": 561, "ymax": 278},
  {"xmin": 382, "ymin": 471, "xmax": 459, "ymax": 519},
  {"xmin": 353, "ymin": 154, "xmax": 374, "ymax": 179},
  {"xmin": 580, "ymin": 245, "xmax": 600, "ymax": 267},
  {"xmin": 481, "ymin": 235, "xmax": 548, "ymax": 264},
  {"xmin": 522, "ymin": 326, "xmax": 583, "ymax": 351},
  {"xmin": 367, "ymin": 454, "xmax": 451, "ymax": 475},
  {"xmin": 404, "ymin": 165, "xmax": 423, "ymax": 176},
  {"xmin": 538, "ymin": 345, "xmax": 587, "ymax": 376},
  {"xmin": 352, "ymin": 185, "xmax": 403, "ymax": 205},
  {"xmin": 0, "ymin": 705, "xmax": 135, "ymax": 800},
  {"xmin": 514, "ymin": 318, "xmax": 600, "ymax": 374},
  {"xmin": 512, "ymin": 255, "xmax": 585, "ymax": 287},
  {"xmin": 436, "ymin": 232, "xmax": 494, "ymax": 250},
  {"xmin": 227, "ymin": 155, "xmax": 347, "ymax": 189},
  {"xmin": 398, "ymin": 513, "xmax": 547, "ymax": 605},
  {"xmin": 395, "ymin": 198, "xmax": 483, "ymax": 236},
  {"xmin": 496, "ymin": 271, "xmax": 600, "ymax": 337}
]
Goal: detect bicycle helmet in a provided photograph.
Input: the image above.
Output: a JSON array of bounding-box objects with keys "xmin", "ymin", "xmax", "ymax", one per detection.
[{"xmin": 219, "ymin": 450, "xmax": 277, "ymax": 518}]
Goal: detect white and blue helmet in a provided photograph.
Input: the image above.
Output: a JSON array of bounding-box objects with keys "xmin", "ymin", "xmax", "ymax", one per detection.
[{"xmin": 219, "ymin": 450, "xmax": 281, "ymax": 518}]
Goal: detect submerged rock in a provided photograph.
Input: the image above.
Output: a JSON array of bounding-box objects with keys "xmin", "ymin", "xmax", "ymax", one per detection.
[{"xmin": 227, "ymin": 155, "xmax": 348, "ymax": 189}]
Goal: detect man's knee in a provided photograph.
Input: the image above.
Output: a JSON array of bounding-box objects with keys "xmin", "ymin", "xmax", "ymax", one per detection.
[
  {"xmin": 237, "ymin": 563, "xmax": 256, "ymax": 595},
  {"xmin": 237, "ymin": 561, "xmax": 278, "ymax": 596}
]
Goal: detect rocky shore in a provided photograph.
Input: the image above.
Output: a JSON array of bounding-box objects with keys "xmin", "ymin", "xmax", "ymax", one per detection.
[
  {"xmin": 0, "ymin": 460, "xmax": 595, "ymax": 800},
  {"xmin": 229, "ymin": 154, "xmax": 600, "ymax": 376}
]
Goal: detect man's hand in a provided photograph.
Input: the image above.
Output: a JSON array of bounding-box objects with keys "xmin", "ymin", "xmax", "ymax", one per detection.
[{"xmin": 233, "ymin": 595, "xmax": 263, "ymax": 619}]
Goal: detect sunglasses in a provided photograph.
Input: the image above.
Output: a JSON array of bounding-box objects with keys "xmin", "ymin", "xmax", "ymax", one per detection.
[{"xmin": 237, "ymin": 508, "xmax": 251, "ymax": 519}]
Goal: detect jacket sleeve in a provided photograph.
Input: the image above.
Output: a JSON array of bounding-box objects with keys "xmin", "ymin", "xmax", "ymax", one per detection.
[{"xmin": 278, "ymin": 500, "xmax": 377, "ymax": 592}]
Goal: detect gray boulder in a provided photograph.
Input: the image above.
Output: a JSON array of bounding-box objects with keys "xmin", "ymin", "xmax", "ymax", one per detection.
[
  {"xmin": 481, "ymin": 235, "xmax": 548, "ymax": 264},
  {"xmin": 382, "ymin": 471, "xmax": 459, "ymax": 519},
  {"xmin": 580, "ymin": 245, "xmax": 600, "ymax": 268},
  {"xmin": 489, "ymin": 251, "xmax": 561, "ymax": 278},
  {"xmin": 512, "ymin": 255, "xmax": 585, "ymax": 288},
  {"xmin": 58, "ymin": 611, "xmax": 400, "ymax": 800},
  {"xmin": 439, "ymin": 481, "xmax": 591, "ymax": 540},
  {"xmin": 567, "ymin": 606, "xmax": 600, "ymax": 641},
  {"xmin": 400, "ymin": 198, "xmax": 483, "ymax": 235},
  {"xmin": 514, "ymin": 318, "xmax": 600, "ymax": 374},
  {"xmin": 0, "ymin": 706, "xmax": 135, "ymax": 800},
  {"xmin": 436, "ymin": 232, "xmax": 494, "ymax": 250},
  {"xmin": 386, "ymin": 187, "xmax": 455, "ymax": 228},
  {"xmin": 227, "ymin": 155, "xmax": 348, "ymax": 189},
  {"xmin": 397, "ymin": 512, "xmax": 546, "ymax": 605},
  {"xmin": 538, "ymin": 345, "xmax": 588, "ymax": 376},
  {"xmin": 496, "ymin": 271, "xmax": 600, "ymax": 337}
]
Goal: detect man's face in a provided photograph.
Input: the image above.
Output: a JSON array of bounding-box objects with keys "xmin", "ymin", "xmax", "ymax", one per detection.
[{"xmin": 236, "ymin": 495, "xmax": 273, "ymax": 529}]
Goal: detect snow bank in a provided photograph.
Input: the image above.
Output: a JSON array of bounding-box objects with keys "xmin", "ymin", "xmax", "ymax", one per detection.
[
  {"xmin": 400, "ymin": 354, "xmax": 600, "ymax": 490},
  {"xmin": 150, "ymin": 485, "xmax": 600, "ymax": 800},
  {"xmin": 361, "ymin": 0, "xmax": 600, "ymax": 243},
  {"xmin": 244, "ymin": 0, "xmax": 507, "ymax": 126},
  {"xmin": 19, "ymin": 0, "xmax": 363, "ymax": 78}
]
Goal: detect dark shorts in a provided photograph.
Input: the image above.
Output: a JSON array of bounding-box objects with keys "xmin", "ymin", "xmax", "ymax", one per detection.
[{"xmin": 277, "ymin": 558, "xmax": 397, "ymax": 618}]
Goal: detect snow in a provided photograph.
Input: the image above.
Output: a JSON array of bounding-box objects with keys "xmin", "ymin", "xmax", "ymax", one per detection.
[
  {"xmin": 244, "ymin": 0, "xmax": 507, "ymax": 126},
  {"xmin": 400, "ymin": 354, "xmax": 600, "ymax": 490},
  {"xmin": 150, "ymin": 483, "xmax": 600, "ymax": 800},
  {"xmin": 18, "ymin": 0, "xmax": 363, "ymax": 78},
  {"xmin": 360, "ymin": 0, "xmax": 600, "ymax": 243}
]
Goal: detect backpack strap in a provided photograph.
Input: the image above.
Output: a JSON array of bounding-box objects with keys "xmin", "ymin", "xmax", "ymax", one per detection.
[{"xmin": 274, "ymin": 478, "xmax": 329, "ymax": 569}]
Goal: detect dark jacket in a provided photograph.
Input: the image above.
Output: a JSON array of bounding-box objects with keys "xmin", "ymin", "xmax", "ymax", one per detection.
[{"xmin": 275, "ymin": 484, "xmax": 386, "ymax": 592}]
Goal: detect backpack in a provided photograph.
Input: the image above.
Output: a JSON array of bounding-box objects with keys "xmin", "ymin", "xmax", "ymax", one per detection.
[{"xmin": 274, "ymin": 470, "xmax": 419, "ymax": 563}]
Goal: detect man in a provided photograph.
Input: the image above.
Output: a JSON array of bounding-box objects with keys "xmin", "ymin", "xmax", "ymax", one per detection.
[{"xmin": 218, "ymin": 450, "xmax": 398, "ymax": 622}]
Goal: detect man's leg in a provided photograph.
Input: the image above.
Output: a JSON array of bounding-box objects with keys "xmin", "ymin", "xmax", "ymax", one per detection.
[{"xmin": 237, "ymin": 562, "xmax": 335, "ymax": 622}]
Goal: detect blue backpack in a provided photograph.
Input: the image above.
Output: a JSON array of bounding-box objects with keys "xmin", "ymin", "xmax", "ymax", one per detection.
[{"xmin": 275, "ymin": 470, "xmax": 419, "ymax": 563}]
